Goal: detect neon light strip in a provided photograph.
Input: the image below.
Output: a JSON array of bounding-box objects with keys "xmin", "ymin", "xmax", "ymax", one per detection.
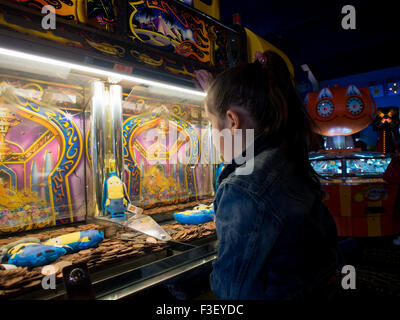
[{"xmin": 0, "ymin": 47, "xmax": 207, "ymax": 98}]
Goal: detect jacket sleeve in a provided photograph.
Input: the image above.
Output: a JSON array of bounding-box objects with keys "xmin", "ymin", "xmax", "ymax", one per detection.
[{"xmin": 210, "ymin": 183, "xmax": 283, "ymax": 300}]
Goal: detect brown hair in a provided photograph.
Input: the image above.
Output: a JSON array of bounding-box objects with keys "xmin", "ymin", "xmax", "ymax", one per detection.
[{"xmin": 206, "ymin": 50, "xmax": 320, "ymax": 190}]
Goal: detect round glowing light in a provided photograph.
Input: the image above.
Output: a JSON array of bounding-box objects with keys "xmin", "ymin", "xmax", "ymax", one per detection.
[{"xmin": 389, "ymin": 83, "xmax": 400, "ymax": 95}]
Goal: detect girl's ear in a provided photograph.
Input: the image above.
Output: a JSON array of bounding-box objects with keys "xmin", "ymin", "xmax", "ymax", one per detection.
[{"xmin": 226, "ymin": 109, "xmax": 241, "ymax": 133}]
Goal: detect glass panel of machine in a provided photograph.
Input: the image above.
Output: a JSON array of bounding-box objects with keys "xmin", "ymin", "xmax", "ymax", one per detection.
[
  {"xmin": 346, "ymin": 157, "xmax": 392, "ymax": 176},
  {"xmin": 122, "ymin": 86, "xmax": 213, "ymax": 209},
  {"xmin": 0, "ymin": 55, "xmax": 90, "ymax": 234},
  {"xmin": 310, "ymin": 159, "xmax": 342, "ymax": 177}
]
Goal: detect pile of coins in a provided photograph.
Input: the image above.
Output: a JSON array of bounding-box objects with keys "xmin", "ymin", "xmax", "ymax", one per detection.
[
  {"xmin": 0, "ymin": 230, "xmax": 169, "ymax": 298},
  {"xmin": 0, "ymin": 217, "xmax": 216, "ymax": 298},
  {"xmin": 162, "ymin": 221, "xmax": 216, "ymax": 242},
  {"xmin": 0, "ymin": 224, "xmax": 104, "ymax": 298},
  {"xmin": 0, "ymin": 267, "xmax": 42, "ymax": 297},
  {"xmin": 56, "ymin": 235, "xmax": 168, "ymax": 270}
]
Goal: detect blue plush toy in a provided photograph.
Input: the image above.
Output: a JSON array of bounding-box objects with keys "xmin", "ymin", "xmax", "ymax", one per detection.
[
  {"xmin": 173, "ymin": 204, "xmax": 215, "ymax": 225},
  {"xmin": 44, "ymin": 230, "xmax": 104, "ymax": 254},
  {"xmin": 7, "ymin": 243, "xmax": 66, "ymax": 268}
]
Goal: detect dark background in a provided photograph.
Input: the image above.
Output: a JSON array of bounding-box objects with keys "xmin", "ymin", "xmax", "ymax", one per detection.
[{"xmin": 219, "ymin": 0, "xmax": 399, "ymax": 81}]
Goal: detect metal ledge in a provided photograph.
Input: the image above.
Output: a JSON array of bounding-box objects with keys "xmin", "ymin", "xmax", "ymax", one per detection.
[
  {"xmin": 13, "ymin": 240, "xmax": 217, "ymax": 300},
  {"xmin": 96, "ymin": 241, "xmax": 218, "ymax": 300}
]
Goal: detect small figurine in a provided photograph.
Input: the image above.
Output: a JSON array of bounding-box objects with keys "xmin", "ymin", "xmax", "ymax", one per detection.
[{"xmin": 102, "ymin": 171, "xmax": 130, "ymax": 218}]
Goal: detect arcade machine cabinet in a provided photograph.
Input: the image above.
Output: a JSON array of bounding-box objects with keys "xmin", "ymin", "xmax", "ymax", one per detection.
[
  {"xmin": 0, "ymin": 0, "xmax": 237, "ymax": 299},
  {"xmin": 0, "ymin": 0, "xmax": 293, "ymax": 300}
]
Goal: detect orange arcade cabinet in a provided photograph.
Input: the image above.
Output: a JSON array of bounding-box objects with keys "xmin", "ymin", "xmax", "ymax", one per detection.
[{"xmin": 306, "ymin": 85, "xmax": 400, "ymax": 237}]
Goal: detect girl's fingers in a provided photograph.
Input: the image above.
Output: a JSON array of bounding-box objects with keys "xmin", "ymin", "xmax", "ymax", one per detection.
[{"xmin": 195, "ymin": 70, "xmax": 214, "ymax": 91}]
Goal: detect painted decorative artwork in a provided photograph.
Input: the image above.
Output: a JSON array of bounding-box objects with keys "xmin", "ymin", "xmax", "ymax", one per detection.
[
  {"xmin": 122, "ymin": 91, "xmax": 214, "ymax": 209},
  {"xmin": 178, "ymin": 0, "xmax": 193, "ymax": 5},
  {"xmin": 128, "ymin": 0, "xmax": 226, "ymax": 66},
  {"xmin": 1, "ymin": 1, "xmax": 237, "ymax": 78},
  {"xmin": 8, "ymin": 0, "xmax": 117, "ymax": 31},
  {"xmin": 0, "ymin": 77, "xmax": 86, "ymax": 234},
  {"xmin": 87, "ymin": 0, "xmax": 116, "ymax": 31}
]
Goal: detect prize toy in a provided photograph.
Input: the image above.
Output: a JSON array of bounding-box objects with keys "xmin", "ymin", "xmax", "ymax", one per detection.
[
  {"xmin": 173, "ymin": 204, "xmax": 214, "ymax": 225},
  {"xmin": 44, "ymin": 230, "xmax": 104, "ymax": 254}
]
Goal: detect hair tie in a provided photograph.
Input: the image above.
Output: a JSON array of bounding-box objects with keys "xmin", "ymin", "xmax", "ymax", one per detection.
[{"xmin": 254, "ymin": 51, "xmax": 268, "ymax": 68}]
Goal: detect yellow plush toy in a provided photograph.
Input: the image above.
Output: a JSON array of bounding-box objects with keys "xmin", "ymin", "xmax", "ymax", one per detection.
[{"xmin": 102, "ymin": 172, "xmax": 129, "ymax": 218}]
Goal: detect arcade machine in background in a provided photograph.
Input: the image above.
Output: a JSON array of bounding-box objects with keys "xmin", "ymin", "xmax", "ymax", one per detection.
[{"xmin": 306, "ymin": 85, "xmax": 400, "ymax": 298}]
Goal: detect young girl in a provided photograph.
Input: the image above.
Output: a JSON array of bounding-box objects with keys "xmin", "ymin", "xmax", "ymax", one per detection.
[{"xmin": 196, "ymin": 51, "xmax": 342, "ymax": 300}]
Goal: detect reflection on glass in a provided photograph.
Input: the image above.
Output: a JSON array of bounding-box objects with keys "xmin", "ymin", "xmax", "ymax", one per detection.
[
  {"xmin": 310, "ymin": 152, "xmax": 392, "ymax": 178},
  {"xmin": 311, "ymin": 160, "xmax": 342, "ymax": 176},
  {"xmin": 0, "ymin": 65, "xmax": 89, "ymax": 234},
  {"xmin": 346, "ymin": 158, "xmax": 392, "ymax": 176},
  {"xmin": 122, "ymin": 88, "xmax": 214, "ymax": 209},
  {"xmin": 0, "ymin": 47, "xmax": 212, "ymax": 233}
]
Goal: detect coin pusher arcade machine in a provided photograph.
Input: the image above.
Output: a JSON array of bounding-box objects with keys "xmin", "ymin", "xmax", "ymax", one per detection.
[{"xmin": 0, "ymin": 0, "xmax": 292, "ymax": 299}]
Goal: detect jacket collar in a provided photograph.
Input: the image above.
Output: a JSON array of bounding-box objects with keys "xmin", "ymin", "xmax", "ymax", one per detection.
[{"xmin": 217, "ymin": 133, "xmax": 269, "ymax": 185}]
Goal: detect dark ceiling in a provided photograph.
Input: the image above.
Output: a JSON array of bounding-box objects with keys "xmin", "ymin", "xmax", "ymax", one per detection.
[{"xmin": 219, "ymin": 0, "xmax": 399, "ymax": 81}]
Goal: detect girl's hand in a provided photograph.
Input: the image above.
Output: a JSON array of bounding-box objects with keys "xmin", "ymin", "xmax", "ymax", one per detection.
[{"xmin": 194, "ymin": 70, "xmax": 214, "ymax": 92}]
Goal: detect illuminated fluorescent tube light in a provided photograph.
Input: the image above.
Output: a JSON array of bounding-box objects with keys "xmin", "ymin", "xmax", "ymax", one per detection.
[{"xmin": 0, "ymin": 47, "xmax": 207, "ymax": 97}]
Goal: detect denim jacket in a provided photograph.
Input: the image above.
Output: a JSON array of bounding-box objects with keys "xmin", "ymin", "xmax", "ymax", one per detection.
[{"xmin": 210, "ymin": 135, "xmax": 341, "ymax": 300}]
